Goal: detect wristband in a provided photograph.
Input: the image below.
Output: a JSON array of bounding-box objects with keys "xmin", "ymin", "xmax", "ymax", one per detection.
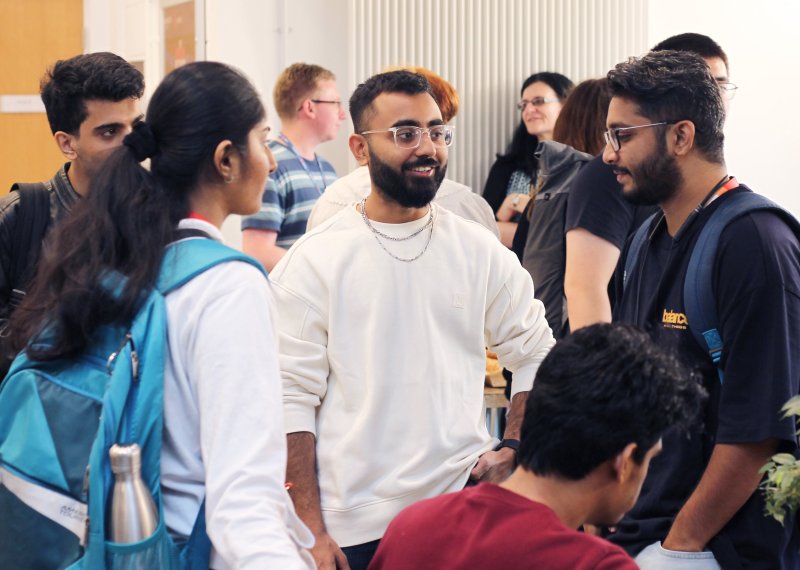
[{"xmin": 495, "ymin": 438, "xmax": 520, "ymax": 453}]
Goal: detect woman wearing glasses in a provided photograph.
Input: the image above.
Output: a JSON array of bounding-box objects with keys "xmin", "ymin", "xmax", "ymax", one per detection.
[{"xmin": 482, "ymin": 72, "xmax": 573, "ymax": 248}]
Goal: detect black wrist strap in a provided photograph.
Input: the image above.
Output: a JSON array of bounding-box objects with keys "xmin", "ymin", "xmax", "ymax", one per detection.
[{"xmin": 495, "ymin": 438, "xmax": 520, "ymax": 453}]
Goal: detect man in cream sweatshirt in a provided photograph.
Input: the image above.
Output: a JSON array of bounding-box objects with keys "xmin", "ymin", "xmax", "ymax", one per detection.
[{"xmin": 271, "ymin": 70, "xmax": 555, "ymax": 570}]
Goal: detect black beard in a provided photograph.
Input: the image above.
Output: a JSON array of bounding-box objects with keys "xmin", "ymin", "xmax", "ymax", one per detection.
[
  {"xmin": 368, "ymin": 150, "xmax": 447, "ymax": 208},
  {"xmin": 622, "ymin": 137, "xmax": 683, "ymax": 206}
]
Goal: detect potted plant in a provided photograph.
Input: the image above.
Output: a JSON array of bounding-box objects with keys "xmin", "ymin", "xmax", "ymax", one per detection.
[{"xmin": 761, "ymin": 395, "xmax": 800, "ymax": 525}]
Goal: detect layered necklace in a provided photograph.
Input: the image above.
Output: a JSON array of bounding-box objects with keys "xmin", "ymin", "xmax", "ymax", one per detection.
[{"xmin": 359, "ymin": 198, "xmax": 435, "ymax": 262}]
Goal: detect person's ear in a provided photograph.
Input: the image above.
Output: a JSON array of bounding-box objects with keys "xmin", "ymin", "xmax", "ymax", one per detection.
[
  {"xmin": 297, "ymin": 98, "xmax": 314, "ymax": 118},
  {"xmin": 349, "ymin": 133, "xmax": 370, "ymax": 166},
  {"xmin": 671, "ymin": 120, "xmax": 696, "ymax": 157},
  {"xmin": 612, "ymin": 442, "xmax": 639, "ymax": 483},
  {"xmin": 213, "ymin": 140, "xmax": 240, "ymax": 183},
  {"xmin": 54, "ymin": 131, "xmax": 78, "ymax": 160}
]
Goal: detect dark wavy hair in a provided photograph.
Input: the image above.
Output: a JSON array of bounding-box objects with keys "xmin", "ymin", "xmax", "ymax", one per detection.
[
  {"xmin": 552, "ymin": 78, "xmax": 610, "ymax": 156},
  {"xmin": 517, "ymin": 323, "xmax": 706, "ymax": 480},
  {"xmin": 40, "ymin": 52, "xmax": 144, "ymax": 135},
  {"xmin": 10, "ymin": 62, "xmax": 265, "ymax": 358},
  {"xmin": 349, "ymin": 70, "xmax": 432, "ymax": 133},
  {"xmin": 607, "ymin": 51, "xmax": 725, "ymax": 164},
  {"xmin": 499, "ymin": 72, "xmax": 573, "ymax": 176}
]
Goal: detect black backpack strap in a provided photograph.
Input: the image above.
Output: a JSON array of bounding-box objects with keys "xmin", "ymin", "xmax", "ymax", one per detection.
[{"xmin": 9, "ymin": 182, "xmax": 52, "ymax": 301}]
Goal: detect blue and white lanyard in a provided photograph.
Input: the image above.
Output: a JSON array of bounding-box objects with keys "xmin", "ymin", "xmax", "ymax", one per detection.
[{"xmin": 276, "ymin": 133, "xmax": 330, "ymax": 194}]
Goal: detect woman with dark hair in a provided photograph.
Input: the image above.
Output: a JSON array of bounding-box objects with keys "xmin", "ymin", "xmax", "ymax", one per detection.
[
  {"xmin": 482, "ymin": 72, "xmax": 573, "ymax": 247},
  {"xmin": 513, "ymin": 78, "xmax": 611, "ymax": 338},
  {"xmin": 8, "ymin": 62, "xmax": 314, "ymax": 568}
]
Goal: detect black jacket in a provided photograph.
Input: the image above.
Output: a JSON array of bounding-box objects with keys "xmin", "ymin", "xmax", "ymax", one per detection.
[{"xmin": 0, "ymin": 163, "xmax": 79, "ymax": 324}]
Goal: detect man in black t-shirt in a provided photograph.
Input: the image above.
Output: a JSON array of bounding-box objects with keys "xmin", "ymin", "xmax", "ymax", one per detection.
[
  {"xmin": 605, "ymin": 51, "xmax": 800, "ymax": 569},
  {"xmin": 564, "ymin": 33, "xmax": 734, "ymax": 331}
]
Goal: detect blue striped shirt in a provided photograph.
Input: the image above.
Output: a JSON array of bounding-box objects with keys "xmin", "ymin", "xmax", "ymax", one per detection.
[{"xmin": 241, "ymin": 140, "xmax": 337, "ymax": 247}]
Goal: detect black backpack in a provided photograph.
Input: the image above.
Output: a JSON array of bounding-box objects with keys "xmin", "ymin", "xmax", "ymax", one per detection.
[{"xmin": 0, "ymin": 182, "xmax": 51, "ymax": 377}]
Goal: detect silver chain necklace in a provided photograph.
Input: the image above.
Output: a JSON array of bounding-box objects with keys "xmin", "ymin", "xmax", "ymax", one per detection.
[
  {"xmin": 359, "ymin": 199, "xmax": 435, "ymax": 262},
  {"xmin": 360, "ymin": 198, "xmax": 433, "ymax": 241}
]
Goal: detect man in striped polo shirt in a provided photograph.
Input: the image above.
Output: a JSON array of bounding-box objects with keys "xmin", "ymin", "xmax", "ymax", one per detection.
[{"xmin": 242, "ymin": 63, "xmax": 345, "ymax": 271}]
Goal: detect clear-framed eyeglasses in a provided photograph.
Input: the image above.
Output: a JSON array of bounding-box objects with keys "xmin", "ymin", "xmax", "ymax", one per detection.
[
  {"xmin": 517, "ymin": 97, "xmax": 560, "ymax": 110},
  {"xmin": 603, "ymin": 121, "xmax": 678, "ymax": 152},
  {"xmin": 360, "ymin": 125, "xmax": 455, "ymax": 149},
  {"xmin": 718, "ymin": 82, "xmax": 738, "ymax": 100}
]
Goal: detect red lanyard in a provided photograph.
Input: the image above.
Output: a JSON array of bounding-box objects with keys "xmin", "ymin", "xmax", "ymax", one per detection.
[{"xmin": 187, "ymin": 212, "xmax": 214, "ymax": 224}]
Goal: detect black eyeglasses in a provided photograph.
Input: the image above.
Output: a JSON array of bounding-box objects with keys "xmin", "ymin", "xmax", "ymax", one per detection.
[
  {"xmin": 311, "ymin": 99, "xmax": 344, "ymax": 111},
  {"xmin": 604, "ymin": 121, "xmax": 679, "ymax": 152}
]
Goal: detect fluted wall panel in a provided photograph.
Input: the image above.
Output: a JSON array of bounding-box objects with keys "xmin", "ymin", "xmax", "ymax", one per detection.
[{"xmin": 350, "ymin": 0, "xmax": 648, "ymax": 192}]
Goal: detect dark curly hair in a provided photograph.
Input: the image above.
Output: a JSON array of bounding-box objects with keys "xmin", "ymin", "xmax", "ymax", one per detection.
[
  {"xmin": 607, "ymin": 50, "xmax": 725, "ymax": 164},
  {"xmin": 518, "ymin": 323, "xmax": 706, "ymax": 480},
  {"xmin": 40, "ymin": 52, "xmax": 144, "ymax": 135}
]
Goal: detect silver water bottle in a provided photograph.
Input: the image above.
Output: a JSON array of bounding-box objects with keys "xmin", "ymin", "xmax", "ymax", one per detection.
[{"xmin": 108, "ymin": 443, "xmax": 158, "ymax": 542}]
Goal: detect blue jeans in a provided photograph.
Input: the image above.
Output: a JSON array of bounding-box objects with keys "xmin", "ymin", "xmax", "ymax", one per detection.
[{"xmin": 342, "ymin": 539, "xmax": 381, "ymax": 570}]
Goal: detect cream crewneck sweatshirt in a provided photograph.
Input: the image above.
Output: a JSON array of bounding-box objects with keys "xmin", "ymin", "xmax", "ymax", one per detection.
[{"xmin": 271, "ymin": 204, "xmax": 555, "ymax": 547}]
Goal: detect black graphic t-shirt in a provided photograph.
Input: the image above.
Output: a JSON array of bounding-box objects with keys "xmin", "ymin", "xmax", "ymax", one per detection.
[{"xmin": 611, "ymin": 187, "xmax": 800, "ymax": 569}]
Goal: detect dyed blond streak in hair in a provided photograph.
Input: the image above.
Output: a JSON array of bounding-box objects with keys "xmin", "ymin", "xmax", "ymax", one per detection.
[{"xmin": 382, "ymin": 65, "xmax": 459, "ymax": 122}]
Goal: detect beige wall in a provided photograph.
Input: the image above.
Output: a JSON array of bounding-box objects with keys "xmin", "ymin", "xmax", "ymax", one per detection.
[{"xmin": 0, "ymin": 0, "xmax": 83, "ymax": 193}]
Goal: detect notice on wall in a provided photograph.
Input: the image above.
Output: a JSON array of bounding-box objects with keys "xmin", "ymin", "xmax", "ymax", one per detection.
[
  {"xmin": 0, "ymin": 95, "xmax": 45, "ymax": 114},
  {"xmin": 164, "ymin": 1, "xmax": 196, "ymax": 74}
]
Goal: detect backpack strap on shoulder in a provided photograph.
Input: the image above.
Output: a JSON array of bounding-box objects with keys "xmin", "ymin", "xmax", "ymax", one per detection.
[
  {"xmin": 623, "ymin": 212, "xmax": 659, "ymax": 291},
  {"xmin": 9, "ymin": 182, "xmax": 51, "ymax": 296},
  {"xmin": 158, "ymin": 238, "xmax": 266, "ymax": 294},
  {"xmin": 684, "ymin": 192, "xmax": 800, "ymax": 383}
]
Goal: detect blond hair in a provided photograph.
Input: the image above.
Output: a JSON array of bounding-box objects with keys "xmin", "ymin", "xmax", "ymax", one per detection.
[{"xmin": 273, "ymin": 63, "xmax": 336, "ymax": 120}]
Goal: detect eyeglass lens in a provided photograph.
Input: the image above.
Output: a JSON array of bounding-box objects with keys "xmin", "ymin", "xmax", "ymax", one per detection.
[{"xmin": 394, "ymin": 126, "xmax": 454, "ymax": 148}]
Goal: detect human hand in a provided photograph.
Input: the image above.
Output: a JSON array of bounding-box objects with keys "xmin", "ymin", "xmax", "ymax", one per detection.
[
  {"xmin": 503, "ymin": 193, "xmax": 531, "ymax": 214},
  {"xmin": 470, "ymin": 448, "xmax": 516, "ymax": 483},
  {"xmin": 309, "ymin": 531, "xmax": 351, "ymax": 570}
]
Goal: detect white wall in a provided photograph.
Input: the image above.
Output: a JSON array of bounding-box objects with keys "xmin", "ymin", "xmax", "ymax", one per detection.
[
  {"xmin": 84, "ymin": 0, "xmax": 800, "ymax": 237},
  {"xmin": 648, "ymin": 0, "xmax": 800, "ymax": 215}
]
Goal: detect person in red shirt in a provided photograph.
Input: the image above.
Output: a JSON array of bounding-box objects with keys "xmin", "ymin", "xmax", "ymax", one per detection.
[{"xmin": 370, "ymin": 323, "xmax": 705, "ymax": 570}]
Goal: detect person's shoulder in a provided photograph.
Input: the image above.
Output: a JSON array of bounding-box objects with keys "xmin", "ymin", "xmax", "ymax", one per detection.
[
  {"xmin": 316, "ymin": 153, "xmax": 337, "ymax": 172},
  {"xmin": 0, "ymin": 189, "xmax": 22, "ymax": 213},
  {"xmin": 580, "ymin": 533, "xmax": 638, "ymax": 569},
  {"xmin": 274, "ymin": 207, "xmax": 361, "ymax": 272},
  {"xmin": 321, "ymin": 167, "xmax": 370, "ymax": 206},
  {"xmin": 716, "ymin": 188, "xmax": 800, "ymax": 246},
  {"xmin": 437, "ymin": 204, "xmax": 497, "ymax": 240},
  {"xmin": 571, "ymin": 154, "xmax": 620, "ymax": 198}
]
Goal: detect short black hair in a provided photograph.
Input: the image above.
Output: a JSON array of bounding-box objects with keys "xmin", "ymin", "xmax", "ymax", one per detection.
[
  {"xmin": 607, "ymin": 50, "xmax": 725, "ymax": 164},
  {"xmin": 349, "ymin": 70, "xmax": 433, "ymax": 133},
  {"xmin": 40, "ymin": 52, "xmax": 145, "ymax": 135},
  {"xmin": 652, "ymin": 32, "xmax": 729, "ymax": 72},
  {"xmin": 517, "ymin": 323, "xmax": 706, "ymax": 480}
]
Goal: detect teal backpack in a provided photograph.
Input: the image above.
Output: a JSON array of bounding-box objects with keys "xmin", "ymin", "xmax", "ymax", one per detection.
[{"xmin": 0, "ymin": 237, "xmax": 265, "ymax": 569}]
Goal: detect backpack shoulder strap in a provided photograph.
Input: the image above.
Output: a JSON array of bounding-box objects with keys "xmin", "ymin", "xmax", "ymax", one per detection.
[
  {"xmin": 685, "ymin": 192, "xmax": 800, "ymax": 383},
  {"xmin": 623, "ymin": 212, "xmax": 659, "ymax": 291},
  {"xmin": 157, "ymin": 238, "xmax": 266, "ymax": 294},
  {"xmin": 9, "ymin": 182, "xmax": 51, "ymax": 293}
]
